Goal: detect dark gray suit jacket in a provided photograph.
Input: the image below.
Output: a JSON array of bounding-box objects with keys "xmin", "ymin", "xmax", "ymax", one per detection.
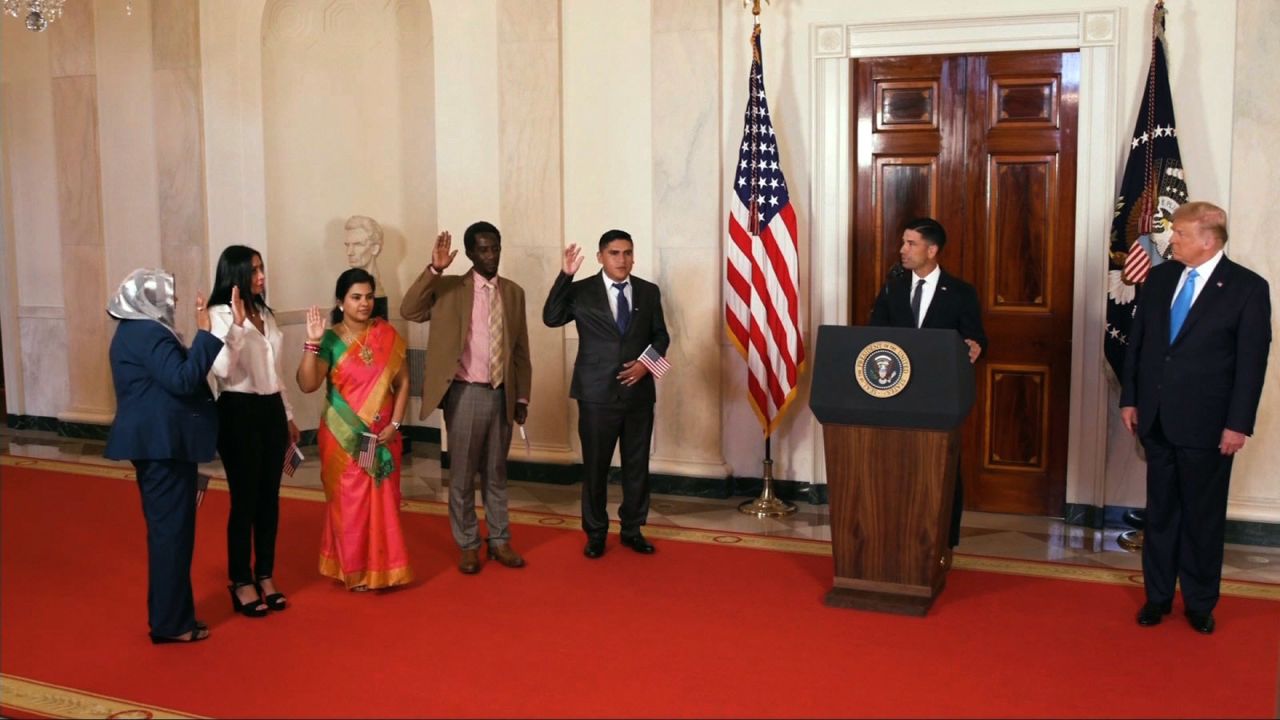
[{"xmin": 542, "ymin": 271, "xmax": 670, "ymax": 404}]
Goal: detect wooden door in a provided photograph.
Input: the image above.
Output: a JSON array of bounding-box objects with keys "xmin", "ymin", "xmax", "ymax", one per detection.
[{"xmin": 851, "ymin": 51, "xmax": 1079, "ymax": 516}]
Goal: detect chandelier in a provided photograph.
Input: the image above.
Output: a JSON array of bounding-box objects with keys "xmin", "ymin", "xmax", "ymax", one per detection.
[{"xmin": 3, "ymin": 0, "xmax": 65, "ymax": 32}]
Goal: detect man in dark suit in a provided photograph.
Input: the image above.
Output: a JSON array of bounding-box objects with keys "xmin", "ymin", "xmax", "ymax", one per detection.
[
  {"xmin": 543, "ymin": 229, "xmax": 670, "ymax": 558},
  {"xmin": 869, "ymin": 217, "xmax": 987, "ymax": 548},
  {"xmin": 1120, "ymin": 201, "xmax": 1271, "ymax": 634}
]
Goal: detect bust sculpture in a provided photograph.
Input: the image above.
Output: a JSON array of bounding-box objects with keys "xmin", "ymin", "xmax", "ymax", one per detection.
[{"xmin": 343, "ymin": 214, "xmax": 389, "ymax": 319}]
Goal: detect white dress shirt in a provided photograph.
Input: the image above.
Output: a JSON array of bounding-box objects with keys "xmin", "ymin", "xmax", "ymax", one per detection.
[
  {"xmin": 910, "ymin": 265, "xmax": 942, "ymax": 328},
  {"xmin": 208, "ymin": 305, "xmax": 295, "ymax": 421},
  {"xmin": 1170, "ymin": 249, "xmax": 1224, "ymax": 309},
  {"xmin": 603, "ymin": 272, "xmax": 634, "ymax": 322}
]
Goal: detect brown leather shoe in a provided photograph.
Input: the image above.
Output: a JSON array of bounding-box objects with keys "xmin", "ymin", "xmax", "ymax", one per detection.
[
  {"xmin": 488, "ymin": 543, "xmax": 525, "ymax": 568},
  {"xmin": 458, "ymin": 548, "xmax": 481, "ymax": 574}
]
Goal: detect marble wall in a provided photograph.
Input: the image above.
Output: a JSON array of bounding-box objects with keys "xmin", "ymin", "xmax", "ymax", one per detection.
[
  {"xmin": 1223, "ymin": 0, "xmax": 1280, "ymax": 522},
  {"xmin": 1, "ymin": 0, "xmax": 1276, "ymax": 523}
]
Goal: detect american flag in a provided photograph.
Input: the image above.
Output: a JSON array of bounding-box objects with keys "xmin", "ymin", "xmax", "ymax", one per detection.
[
  {"xmin": 1103, "ymin": 2, "xmax": 1186, "ymax": 377},
  {"xmin": 282, "ymin": 443, "xmax": 305, "ymax": 477},
  {"xmin": 358, "ymin": 433, "xmax": 378, "ymax": 474},
  {"xmin": 195, "ymin": 472, "xmax": 211, "ymax": 508},
  {"xmin": 637, "ymin": 344, "xmax": 671, "ymax": 379},
  {"xmin": 725, "ymin": 23, "xmax": 804, "ymax": 437}
]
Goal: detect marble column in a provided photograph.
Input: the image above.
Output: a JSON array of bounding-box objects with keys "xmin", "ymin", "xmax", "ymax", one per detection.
[
  {"xmin": 497, "ymin": 0, "xmax": 573, "ymax": 460},
  {"xmin": 649, "ymin": 0, "xmax": 728, "ymax": 478},
  {"xmin": 152, "ymin": 0, "xmax": 208, "ymax": 341},
  {"xmin": 50, "ymin": 1, "xmax": 113, "ymax": 424},
  {"xmin": 1225, "ymin": 0, "xmax": 1280, "ymax": 523}
]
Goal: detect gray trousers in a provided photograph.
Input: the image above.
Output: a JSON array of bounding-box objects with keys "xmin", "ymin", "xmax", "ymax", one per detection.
[{"xmin": 443, "ymin": 382, "xmax": 512, "ymax": 550}]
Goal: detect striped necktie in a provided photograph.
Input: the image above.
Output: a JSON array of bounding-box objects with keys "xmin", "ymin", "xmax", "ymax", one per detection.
[{"xmin": 487, "ymin": 283, "xmax": 505, "ymax": 387}]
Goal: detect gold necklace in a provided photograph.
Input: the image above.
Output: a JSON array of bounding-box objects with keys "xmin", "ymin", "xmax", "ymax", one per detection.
[{"xmin": 340, "ymin": 322, "xmax": 374, "ymax": 365}]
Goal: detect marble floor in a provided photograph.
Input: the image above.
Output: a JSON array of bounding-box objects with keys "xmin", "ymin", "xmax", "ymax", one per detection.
[{"xmin": 4, "ymin": 427, "xmax": 1279, "ymax": 584}]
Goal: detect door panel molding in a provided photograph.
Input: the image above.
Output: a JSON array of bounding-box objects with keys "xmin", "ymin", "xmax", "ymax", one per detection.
[{"xmin": 809, "ymin": 10, "xmax": 1117, "ymax": 510}]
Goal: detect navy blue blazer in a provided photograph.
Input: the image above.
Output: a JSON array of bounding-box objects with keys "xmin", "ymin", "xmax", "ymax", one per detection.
[
  {"xmin": 543, "ymin": 271, "xmax": 670, "ymax": 404},
  {"xmin": 104, "ymin": 319, "xmax": 223, "ymax": 463},
  {"xmin": 869, "ymin": 268, "xmax": 989, "ymax": 355},
  {"xmin": 1120, "ymin": 257, "xmax": 1272, "ymax": 448}
]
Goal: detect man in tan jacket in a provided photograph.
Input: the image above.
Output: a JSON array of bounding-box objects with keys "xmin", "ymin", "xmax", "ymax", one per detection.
[{"xmin": 401, "ymin": 222, "xmax": 532, "ymax": 574}]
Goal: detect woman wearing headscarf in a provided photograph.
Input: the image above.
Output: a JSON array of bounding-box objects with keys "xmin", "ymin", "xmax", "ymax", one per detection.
[
  {"xmin": 296, "ymin": 268, "xmax": 413, "ymax": 591},
  {"xmin": 207, "ymin": 246, "xmax": 299, "ymax": 616},
  {"xmin": 104, "ymin": 268, "xmax": 223, "ymax": 643}
]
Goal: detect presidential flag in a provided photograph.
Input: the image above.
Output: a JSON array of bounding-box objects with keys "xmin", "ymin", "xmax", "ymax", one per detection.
[
  {"xmin": 358, "ymin": 433, "xmax": 378, "ymax": 475},
  {"xmin": 725, "ymin": 23, "xmax": 804, "ymax": 437},
  {"xmin": 637, "ymin": 344, "xmax": 671, "ymax": 380},
  {"xmin": 1104, "ymin": 2, "xmax": 1188, "ymax": 377},
  {"xmin": 282, "ymin": 443, "xmax": 305, "ymax": 478}
]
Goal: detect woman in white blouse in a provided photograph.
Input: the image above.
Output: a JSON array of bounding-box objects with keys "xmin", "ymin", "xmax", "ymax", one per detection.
[{"xmin": 207, "ymin": 246, "xmax": 300, "ymax": 617}]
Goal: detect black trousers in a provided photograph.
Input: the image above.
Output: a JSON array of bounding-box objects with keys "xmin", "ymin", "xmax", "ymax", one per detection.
[
  {"xmin": 1140, "ymin": 416, "xmax": 1234, "ymax": 613},
  {"xmin": 578, "ymin": 400, "xmax": 653, "ymax": 540},
  {"xmin": 217, "ymin": 391, "xmax": 288, "ymax": 585},
  {"xmin": 132, "ymin": 459, "xmax": 198, "ymax": 637}
]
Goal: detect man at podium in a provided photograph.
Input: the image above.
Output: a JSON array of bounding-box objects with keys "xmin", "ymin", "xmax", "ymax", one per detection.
[{"xmin": 868, "ymin": 217, "xmax": 987, "ymax": 548}]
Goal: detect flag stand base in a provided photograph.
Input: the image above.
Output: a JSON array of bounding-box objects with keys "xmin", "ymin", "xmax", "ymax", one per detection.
[
  {"xmin": 1117, "ymin": 529, "xmax": 1143, "ymax": 552},
  {"xmin": 739, "ymin": 458, "xmax": 796, "ymax": 517}
]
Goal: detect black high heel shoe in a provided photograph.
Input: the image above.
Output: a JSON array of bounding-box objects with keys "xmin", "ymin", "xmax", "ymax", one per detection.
[
  {"xmin": 255, "ymin": 576, "xmax": 287, "ymax": 612},
  {"xmin": 229, "ymin": 583, "xmax": 269, "ymax": 617}
]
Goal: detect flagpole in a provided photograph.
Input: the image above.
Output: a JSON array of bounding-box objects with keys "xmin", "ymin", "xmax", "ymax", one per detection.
[
  {"xmin": 736, "ymin": 0, "xmax": 795, "ymax": 519},
  {"xmin": 1118, "ymin": 0, "xmax": 1168, "ymax": 555}
]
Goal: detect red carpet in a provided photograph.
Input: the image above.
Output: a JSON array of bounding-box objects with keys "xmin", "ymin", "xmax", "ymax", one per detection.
[{"xmin": 2, "ymin": 462, "xmax": 1278, "ymax": 718}]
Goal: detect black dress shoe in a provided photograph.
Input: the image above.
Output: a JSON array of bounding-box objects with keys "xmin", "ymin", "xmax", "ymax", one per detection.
[
  {"xmin": 1136, "ymin": 601, "xmax": 1172, "ymax": 626},
  {"xmin": 1185, "ymin": 611, "xmax": 1215, "ymax": 634},
  {"xmin": 620, "ymin": 533, "xmax": 655, "ymax": 554},
  {"xmin": 584, "ymin": 538, "xmax": 606, "ymax": 559}
]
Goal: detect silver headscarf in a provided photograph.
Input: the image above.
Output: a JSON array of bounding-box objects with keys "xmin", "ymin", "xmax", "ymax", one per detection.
[{"xmin": 107, "ymin": 267, "xmax": 179, "ymax": 335}]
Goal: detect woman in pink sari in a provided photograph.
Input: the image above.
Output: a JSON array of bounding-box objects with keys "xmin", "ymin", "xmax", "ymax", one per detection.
[{"xmin": 297, "ymin": 269, "xmax": 413, "ymax": 590}]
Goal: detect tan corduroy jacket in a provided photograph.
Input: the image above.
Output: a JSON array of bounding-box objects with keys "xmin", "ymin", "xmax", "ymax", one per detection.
[{"xmin": 400, "ymin": 267, "xmax": 532, "ymax": 423}]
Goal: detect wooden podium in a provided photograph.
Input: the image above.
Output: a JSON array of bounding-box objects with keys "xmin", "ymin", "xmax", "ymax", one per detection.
[{"xmin": 809, "ymin": 326, "xmax": 975, "ymax": 616}]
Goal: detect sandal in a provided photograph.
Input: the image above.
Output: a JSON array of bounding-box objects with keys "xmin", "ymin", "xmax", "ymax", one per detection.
[
  {"xmin": 255, "ymin": 576, "xmax": 287, "ymax": 611},
  {"xmin": 150, "ymin": 626, "xmax": 210, "ymax": 644},
  {"xmin": 229, "ymin": 583, "xmax": 269, "ymax": 617}
]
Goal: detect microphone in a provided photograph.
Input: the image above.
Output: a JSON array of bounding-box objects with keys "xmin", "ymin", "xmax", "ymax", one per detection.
[{"xmin": 886, "ymin": 262, "xmax": 905, "ymax": 282}]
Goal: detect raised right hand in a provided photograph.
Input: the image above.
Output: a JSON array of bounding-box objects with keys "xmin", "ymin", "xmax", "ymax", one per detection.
[
  {"xmin": 230, "ymin": 286, "xmax": 247, "ymax": 326},
  {"xmin": 563, "ymin": 243, "xmax": 584, "ymax": 275},
  {"xmin": 305, "ymin": 305, "xmax": 327, "ymax": 342},
  {"xmin": 432, "ymin": 231, "xmax": 458, "ymax": 270}
]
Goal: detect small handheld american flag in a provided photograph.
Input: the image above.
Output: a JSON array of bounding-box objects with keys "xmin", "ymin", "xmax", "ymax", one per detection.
[
  {"xmin": 637, "ymin": 344, "xmax": 671, "ymax": 380},
  {"xmin": 196, "ymin": 473, "xmax": 212, "ymax": 508},
  {"xmin": 358, "ymin": 432, "xmax": 379, "ymax": 474},
  {"xmin": 282, "ymin": 443, "xmax": 305, "ymax": 477}
]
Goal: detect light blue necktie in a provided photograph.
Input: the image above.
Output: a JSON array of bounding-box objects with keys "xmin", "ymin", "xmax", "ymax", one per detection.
[{"xmin": 1169, "ymin": 268, "xmax": 1198, "ymax": 342}]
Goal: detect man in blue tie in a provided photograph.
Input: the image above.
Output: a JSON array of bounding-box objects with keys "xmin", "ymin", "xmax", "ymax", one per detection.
[
  {"xmin": 543, "ymin": 229, "xmax": 671, "ymax": 559},
  {"xmin": 1120, "ymin": 201, "xmax": 1271, "ymax": 634}
]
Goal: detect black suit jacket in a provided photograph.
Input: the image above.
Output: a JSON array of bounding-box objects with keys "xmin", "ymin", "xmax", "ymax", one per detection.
[
  {"xmin": 543, "ymin": 271, "xmax": 670, "ymax": 404},
  {"xmin": 869, "ymin": 268, "xmax": 988, "ymax": 355},
  {"xmin": 1120, "ymin": 257, "xmax": 1271, "ymax": 448}
]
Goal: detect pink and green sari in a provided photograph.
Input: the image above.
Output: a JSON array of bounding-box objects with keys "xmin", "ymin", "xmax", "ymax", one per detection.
[{"xmin": 316, "ymin": 319, "xmax": 413, "ymax": 589}]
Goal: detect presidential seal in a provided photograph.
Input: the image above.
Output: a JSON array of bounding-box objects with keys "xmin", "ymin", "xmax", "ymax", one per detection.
[{"xmin": 855, "ymin": 341, "xmax": 911, "ymax": 398}]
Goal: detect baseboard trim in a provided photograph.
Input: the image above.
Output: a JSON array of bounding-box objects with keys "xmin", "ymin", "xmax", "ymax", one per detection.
[
  {"xmin": 442, "ymin": 451, "xmax": 830, "ymax": 503},
  {"xmin": 1063, "ymin": 502, "xmax": 1280, "ymax": 547}
]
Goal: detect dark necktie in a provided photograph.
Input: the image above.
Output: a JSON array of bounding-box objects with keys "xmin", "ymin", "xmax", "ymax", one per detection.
[
  {"xmin": 614, "ymin": 282, "xmax": 630, "ymax": 334},
  {"xmin": 911, "ymin": 278, "xmax": 926, "ymax": 328}
]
